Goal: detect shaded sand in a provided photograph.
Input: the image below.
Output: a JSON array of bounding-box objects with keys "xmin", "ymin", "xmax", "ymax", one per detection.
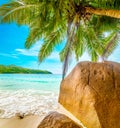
[{"xmin": 0, "ymin": 115, "xmax": 42, "ymax": 128}]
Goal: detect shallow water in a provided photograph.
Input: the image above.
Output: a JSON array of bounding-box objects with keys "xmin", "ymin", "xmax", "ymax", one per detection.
[{"xmin": 0, "ymin": 74, "xmax": 62, "ymax": 118}]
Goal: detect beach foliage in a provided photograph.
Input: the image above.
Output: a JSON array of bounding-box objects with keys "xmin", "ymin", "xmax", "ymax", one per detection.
[{"xmin": 0, "ymin": 64, "xmax": 52, "ymax": 74}]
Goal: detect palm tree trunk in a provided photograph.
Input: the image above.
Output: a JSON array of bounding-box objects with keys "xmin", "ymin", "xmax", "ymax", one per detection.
[
  {"xmin": 62, "ymin": 24, "xmax": 76, "ymax": 80},
  {"xmin": 86, "ymin": 7, "xmax": 120, "ymax": 18}
]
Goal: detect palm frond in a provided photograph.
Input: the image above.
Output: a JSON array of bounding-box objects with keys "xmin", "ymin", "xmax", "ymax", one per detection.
[
  {"xmin": 90, "ymin": 0, "xmax": 120, "ymax": 10},
  {"xmin": 25, "ymin": 27, "xmax": 43, "ymax": 49},
  {"xmin": 0, "ymin": 0, "xmax": 120, "ymax": 77},
  {"xmin": 39, "ymin": 27, "xmax": 65, "ymax": 62},
  {"xmin": 101, "ymin": 32, "xmax": 120, "ymax": 60},
  {"xmin": 84, "ymin": 25, "xmax": 103, "ymax": 61},
  {"xmin": 96, "ymin": 16, "xmax": 120, "ymax": 33},
  {"xmin": 0, "ymin": 1, "xmax": 41, "ymax": 24},
  {"xmin": 73, "ymin": 24, "xmax": 86, "ymax": 60}
]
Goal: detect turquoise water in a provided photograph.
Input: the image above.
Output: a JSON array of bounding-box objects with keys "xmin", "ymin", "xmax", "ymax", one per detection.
[
  {"xmin": 0, "ymin": 74, "xmax": 62, "ymax": 118},
  {"xmin": 0, "ymin": 74, "xmax": 61, "ymax": 91}
]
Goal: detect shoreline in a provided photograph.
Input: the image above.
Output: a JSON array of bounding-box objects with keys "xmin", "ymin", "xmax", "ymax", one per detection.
[
  {"xmin": 0, "ymin": 74, "xmax": 62, "ymax": 127},
  {"xmin": 0, "ymin": 105, "xmax": 85, "ymax": 128},
  {"xmin": 0, "ymin": 89, "xmax": 59, "ymax": 118}
]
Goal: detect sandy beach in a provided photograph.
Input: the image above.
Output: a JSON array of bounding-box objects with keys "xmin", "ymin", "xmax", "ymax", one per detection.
[
  {"xmin": 0, "ymin": 115, "xmax": 43, "ymax": 128},
  {"xmin": 0, "ymin": 105, "xmax": 85, "ymax": 128},
  {"xmin": 0, "ymin": 74, "xmax": 60, "ymax": 128},
  {"xmin": 0, "ymin": 74, "xmax": 84, "ymax": 128}
]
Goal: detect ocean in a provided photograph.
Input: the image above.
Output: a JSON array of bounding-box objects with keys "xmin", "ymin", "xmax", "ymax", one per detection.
[{"xmin": 0, "ymin": 74, "xmax": 62, "ymax": 118}]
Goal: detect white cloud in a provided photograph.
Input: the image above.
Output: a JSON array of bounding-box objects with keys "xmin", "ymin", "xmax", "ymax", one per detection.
[
  {"xmin": 15, "ymin": 41, "xmax": 42, "ymax": 57},
  {"xmin": 16, "ymin": 48, "xmax": 38, "ymax": 56},
  {"xmin": 0, "ymin": 53, "xmax": 18, "ymax": 59},
  {"xmin": 15, "ymin": 40, "xmax": 60, "ymax": 62}
]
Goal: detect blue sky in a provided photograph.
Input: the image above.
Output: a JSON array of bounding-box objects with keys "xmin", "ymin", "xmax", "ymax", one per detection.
[{"xmin": 0, "ymin": 0, "xmax": 120, "ymax": 74}]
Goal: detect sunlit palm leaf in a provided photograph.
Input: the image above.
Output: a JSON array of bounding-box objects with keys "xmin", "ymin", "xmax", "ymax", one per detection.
[
  {"xmin": 73, "ymin": 24, "xmax": 86, "ymax": 60},
  {"xmin": 39, "ymin": 27, "xmax": 66, "ymax": 62},
  {"xmin": 0, "ymin": 2, "xmax": 41, "ymax": 24}
]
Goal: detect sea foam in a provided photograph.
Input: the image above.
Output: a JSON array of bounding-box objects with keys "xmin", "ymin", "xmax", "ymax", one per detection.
[{"xmin": 0, "ymin": 89, "xmax": 59, "ymax": 118}]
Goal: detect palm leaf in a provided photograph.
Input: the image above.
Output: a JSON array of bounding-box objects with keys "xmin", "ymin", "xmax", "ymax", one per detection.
[
  {"xmin": 101, "ymin": 32, "xmax": 120, "ymax": 60},
  {"xmin": 84, "ymin": 25, "xmax": 103, "ymax": 61},
  {"xmin": 73, "ymin": 24, "xmax": 86, "ymax": 60},
  {"xmin": 0, "ymin": 1, "xmax": 41, "ymax": 24},
  {"xmin": 90, "ymin": 0, "xmax": 120, "ymax": 9},
  {"xmin": 39, "ymin": 27, "xmax": 66, "ymax": 62}
]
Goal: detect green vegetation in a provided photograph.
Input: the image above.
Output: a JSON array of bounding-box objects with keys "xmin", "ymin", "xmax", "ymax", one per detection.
[
  {"xmin": 0, "ymin": 0, "xmax": 120, "ymax": 78},
  {"xmin": 0, "ymin": 65, "xmax": 52, "ymax": 74}
]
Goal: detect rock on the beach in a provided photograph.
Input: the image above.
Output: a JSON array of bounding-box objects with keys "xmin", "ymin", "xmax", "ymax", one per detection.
[
  {"xmin": 59, "ymin": 61, "xmax": 120, "ymax": 128},
  {"xmin": 37, "ymin": 111, "xmax": 82, "ymax": 128}
]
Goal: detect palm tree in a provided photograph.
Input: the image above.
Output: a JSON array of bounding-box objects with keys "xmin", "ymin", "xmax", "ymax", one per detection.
[
  {"xmin": 0, "ymin": 0, "xmax": 120, "ymax": 78},
  {"xmin": 101, "ymin": 31, "xmax": 120, "ymax": 61}
]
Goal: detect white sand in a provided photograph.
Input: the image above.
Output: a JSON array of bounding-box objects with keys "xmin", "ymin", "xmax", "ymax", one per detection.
[
  {"xmin": 0, "ymin": 105, "xmax": 86, "ymax": 128},
  {"xmin": 0, "ymin": 115, "xmax": 42, "ymax": 128},
  {"xmin": 0, "ymin": 89, "xmax": 85, "ymax": 128},
  {"xmin": 0, "ymin": 89, "xmax": 58, "ymax": 128}
]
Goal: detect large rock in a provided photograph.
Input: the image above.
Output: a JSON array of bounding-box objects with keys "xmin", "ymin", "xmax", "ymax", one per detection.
[
  {"xmin": 59, "ymin": 61, "xmax": 120, "ymax": 128},
  {"xmin": 38, "ymin": 111, "xmax": 82, "ymax": 128}
]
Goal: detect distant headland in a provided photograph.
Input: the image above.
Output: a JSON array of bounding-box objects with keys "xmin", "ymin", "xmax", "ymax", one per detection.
[{"xmin": 0, "ymin": 65, "xmax": 52, "ymax": 74}]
